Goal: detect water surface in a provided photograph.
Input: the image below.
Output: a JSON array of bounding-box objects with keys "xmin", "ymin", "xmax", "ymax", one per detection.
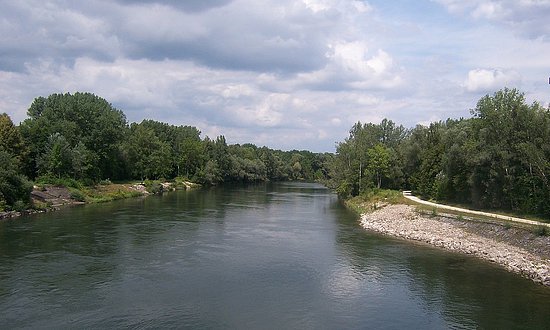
[{"xmin": 1, "ymin": 182, "xmax": 549, "ymax": 329}]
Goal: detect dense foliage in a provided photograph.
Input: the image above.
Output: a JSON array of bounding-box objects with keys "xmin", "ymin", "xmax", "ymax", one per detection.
[
  {"xmin": 0, "ymin": 114, "xmax": 32, "ymax": 210},
  {"xmin": 3, "ymin": 88, "xmax": 550, "ymax": 218},
  {"xmin": 0, "ymin": 92, "xmax": 330, "ymax": 210},
  {"xmin": 329, "ymin": 88, "xmax": 550, "ymax": 218}
]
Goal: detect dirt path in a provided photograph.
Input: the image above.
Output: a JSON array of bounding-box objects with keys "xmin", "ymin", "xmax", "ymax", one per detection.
[{"xmin": 402, "ymin": 191, "xmax": 550, "ymax": 228}]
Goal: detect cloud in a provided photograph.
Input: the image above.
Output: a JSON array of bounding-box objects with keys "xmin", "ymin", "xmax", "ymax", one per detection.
[
  {"xmin": 434, "ymin": 0, "xmax": 550, "ymax": 39},
  {"xmin": 464, "ymin": 68, "xmax": 521, "ymax": 92},
  {"xmin": 1, "ymin": 0, "xmax": 550, "ymax": 151},
  {"xmin": 112, "ymin": 0, "xmax": 233, "ymax": 12}
]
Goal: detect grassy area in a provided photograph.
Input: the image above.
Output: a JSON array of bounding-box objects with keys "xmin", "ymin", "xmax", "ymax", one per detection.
[
  {"xmin": 77, "ymin": 184, "xmax": 145, "ymax": 203},
  {"xmin": 32, "ymin": 177, "xmax": 201, "ymax": 207},
  {"xmin": 344, "ymin": 189, "xmax": 409, "ymax": 215}
]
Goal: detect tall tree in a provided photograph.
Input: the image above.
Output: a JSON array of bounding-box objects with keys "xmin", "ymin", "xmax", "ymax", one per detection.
[
  {"xmin": 20, "ymin": 92, "xmax": 128, "ymax": 179},
  {"xmin": 0, "ymin": 113, "xmax": 27, "ymax": 162},
  {"xmin": 366, "ymin": 144, "xmax": 391, "ymax": 189}
]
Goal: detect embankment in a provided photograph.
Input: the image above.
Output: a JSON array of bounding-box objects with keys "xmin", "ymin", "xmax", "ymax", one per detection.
[{"xmin": 360, "ymin": 204, "xmax": 550, "ymax": 286}]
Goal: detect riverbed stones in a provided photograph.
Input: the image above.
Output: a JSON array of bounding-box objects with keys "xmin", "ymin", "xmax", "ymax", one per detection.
[{"xmin": 360, "ymin": 204, "xmax": 550, "ymax": 286}]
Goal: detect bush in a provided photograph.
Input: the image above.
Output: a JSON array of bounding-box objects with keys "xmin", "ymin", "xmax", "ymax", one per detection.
[
  {"xmin": 32, "ymin": 200, "xmax": 49, "ymax": 210},
  {"xmin": 533, "ymin": 225, "xmax": 549, "ymax": 237},
  {"xmin": 35, "ymin": 175, "xmax": 83, "ymax": 189},
  {"xmin": 146, "ymin": 182, "xmax": 164, "ymax": 194},
  {"xmin": 12, "ymin": 200, "xmax": 28, "ymax": 212},
  {"xmin": 69, "ymin": 189, "xmax": 87, "ymax": 202}
]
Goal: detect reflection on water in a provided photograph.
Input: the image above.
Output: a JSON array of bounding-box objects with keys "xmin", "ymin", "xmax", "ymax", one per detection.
[{"xmin": 0, "ymin": 182, "xmax": 549, "ymax": 329}]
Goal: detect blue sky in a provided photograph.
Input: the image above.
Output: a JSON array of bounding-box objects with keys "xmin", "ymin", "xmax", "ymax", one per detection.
[{"xmin": 1, "ymin": 0, "xmax": 549, "ymax": 152}]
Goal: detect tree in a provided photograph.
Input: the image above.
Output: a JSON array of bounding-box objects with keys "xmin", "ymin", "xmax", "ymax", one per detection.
[
  {"xmin": 366, "ymin": 144, "xmax": 390, "ymax": 189},
  {"xmin": 37, "ymin": 133, "xmax": 73, "ymax": 178},
  {"xmin": 0, "ymin": 151, "xmax": 32, "ymax": 210},
  {"xmin": 0, "ymin": 113, "xmax": 27, "ymax": 162},
  {"xmin": 125, "ymin": 124, "xmax": 172, "ymax": 180},
  {"xmin": 71, "ymin": 141, "xmax": 99, "ymax": 181},
  {"xmin": 20, "ymin": 92, "xmax": 127, "ymax": 180}
]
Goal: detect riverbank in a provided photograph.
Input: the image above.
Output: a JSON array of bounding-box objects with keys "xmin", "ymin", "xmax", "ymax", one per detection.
[
  {"xmin": 360, "ymin": 204, "xmax": 550, "ymax": 286},
  {"xmin": 0, "ymin": 180, "xmax": 200, "ymax": 220}
]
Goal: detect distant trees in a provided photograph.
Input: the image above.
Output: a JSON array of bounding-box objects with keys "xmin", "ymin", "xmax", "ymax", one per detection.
[
  {"xmin": 329, "ymin": 88, "xmax": 550, "ymax": 218},
  {"xmin": 0, "ymin": 92, "xmax": 331, "ymax": 209},
  {"xmin": 5, "ymin": 88, "xmax": 549, "ymax": 218}
]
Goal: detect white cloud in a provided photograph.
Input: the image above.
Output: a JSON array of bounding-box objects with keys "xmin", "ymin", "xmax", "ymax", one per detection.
[
  {"xmin": 471, "ymin": 2, "xmax": 503, "ymax": 19},
  {"xmin": 434, "ymin": 0, "xmax": 550, "ymax": 39},
  {"xmin": 1, "ymin": 0, "xmax": 550, "ymax": 151},
  {"xmin": 464, "ymin": 68, "xmax": 521, "ymax": 92}
]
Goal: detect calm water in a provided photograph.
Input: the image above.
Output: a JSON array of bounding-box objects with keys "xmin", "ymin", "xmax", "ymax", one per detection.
[{"xmin": 0, "ymin": 182, "xmax": 549, "ymax": 329}]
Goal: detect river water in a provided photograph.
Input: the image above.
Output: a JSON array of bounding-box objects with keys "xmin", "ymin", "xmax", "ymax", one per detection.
[{"xmin": 0, "ymin": 182, "xmax": 549, "ymax": 329}]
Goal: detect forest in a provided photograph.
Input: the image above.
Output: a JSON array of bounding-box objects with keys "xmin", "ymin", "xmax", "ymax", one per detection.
[
  {"xmin": 2, "ymin": 88, "xmax": 550, "ymax": 219},
  {"xmin": 328, "ymin": 88, "xmax": 550, "ymax": 219},
  {"xmin": 0, "ymin": 92, "xmax": 331, "ymax": 211}
]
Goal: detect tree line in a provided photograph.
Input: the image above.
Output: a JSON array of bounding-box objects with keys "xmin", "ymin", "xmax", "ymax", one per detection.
[
  {"xmin": 3, "ymin": 88, "xmax": 549, "ymax": 218},
  {"xmin": 328, "ymin": 88, "xmax": 550, "ymax": 219},
  {"xmin": 0, "ymin": 92, "xmax": 331, "ymax": 211}
]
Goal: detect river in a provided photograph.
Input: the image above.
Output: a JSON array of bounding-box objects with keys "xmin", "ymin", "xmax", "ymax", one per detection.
[{"xmin": 1, "ymin": 182, "xmax": 549, "ymax": 329}]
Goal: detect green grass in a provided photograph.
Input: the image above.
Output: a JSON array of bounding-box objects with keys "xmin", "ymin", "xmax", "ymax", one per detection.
[
  {"xmin": 345, "ymin": 189, "xmax": 406, "ymax": 214},
  {"xmin": 81, "ymin": 184, "xmax": 145, "ymax": 203}
]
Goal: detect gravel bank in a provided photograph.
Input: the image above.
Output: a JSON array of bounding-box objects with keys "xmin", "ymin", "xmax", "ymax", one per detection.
[{"xmin": 360, "ymin": 204, "xmax": 550, "ymax": 286}]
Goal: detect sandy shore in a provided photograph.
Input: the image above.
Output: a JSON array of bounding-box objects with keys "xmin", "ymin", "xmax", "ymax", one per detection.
[{"xmin": 360, "ymin": 204, "xmax": 550, "ymax": 286}]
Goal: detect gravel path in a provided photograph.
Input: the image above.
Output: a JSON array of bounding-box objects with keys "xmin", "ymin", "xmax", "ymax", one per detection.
[
  {"xmin": 402, "ymin": 191, "xmax": 550, "ymax": 228},
  {"xmin": 360, "ymin": 204, "xmax": 550, "ymax": 286}
]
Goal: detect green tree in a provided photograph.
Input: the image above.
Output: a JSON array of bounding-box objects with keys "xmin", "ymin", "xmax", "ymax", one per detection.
[
  {"xmin": 125, "ymin": 124, "xmax": 172, "ymax": 180},
  {"xmin": 366, "ymin": 144, "xmax": 391, "ymax": 189},
  {"xmin": 0, "ymin": 113, "xmax": 27, "ymax": 162},
  {"xmin": 20, "ymin": 92, "xmax": 127, "ymax": 180},
  {"xmin": 37, "ymin": 133, "xmax": 73, "ymax": 178},
  {"xmin": 0, "ymin": 151, "xmax": 32, "ymax": 210}
]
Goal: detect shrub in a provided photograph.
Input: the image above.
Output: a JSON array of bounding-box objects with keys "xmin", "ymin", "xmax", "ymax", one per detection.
[
  {"xmin": 32, "ymin": 200, "xmax": 49, "ymax": 210},
  {"xmin": 143, "ymin": 179, "xmax": 164, "ymax": 194},
  {"xmin": 35, "ymin": 175, "xmax": 83, "ymax": 189},
  {"xmin": 533, "ymin": 225, "xmax": 549, "ymax": 237},
  {"xmin": 99, "ymin": 179, "xmax": 112, "ymax": 185},
  {"xmin": 69, "ymin": 189, "xmax": 87, "ymax": 202},
  {"xmin": 12, "ymin": 200, "xmax": 28, "ymax": 212}
]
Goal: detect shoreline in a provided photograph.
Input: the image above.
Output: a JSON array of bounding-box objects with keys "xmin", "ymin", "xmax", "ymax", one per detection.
[
  {"xmin": 0, "ymin": 181, "xmax": 199, "ymax": 221},
  {"xmin": 360, "ymin": 204, "xmax": 550, "ymax": 286}
]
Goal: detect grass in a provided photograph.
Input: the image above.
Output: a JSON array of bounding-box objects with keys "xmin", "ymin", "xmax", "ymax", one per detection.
[
  {"xmin": 81, "ymin": 184, "xmax": 145, "ymax": 203},
  {"xmin": 345, "ymin": 189, "xmax": 406, "ymax": 214}
]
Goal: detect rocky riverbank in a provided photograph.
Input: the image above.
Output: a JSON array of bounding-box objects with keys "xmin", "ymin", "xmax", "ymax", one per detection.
[{"xmin": 360, "ymin": 204, "xmax": 550, "ymax": 286}]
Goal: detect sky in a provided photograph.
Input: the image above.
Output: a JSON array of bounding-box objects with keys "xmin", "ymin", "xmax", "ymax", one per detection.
[{"xmin": 1, "ymin": 0, "xmax": 549, "ymax": 152}]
